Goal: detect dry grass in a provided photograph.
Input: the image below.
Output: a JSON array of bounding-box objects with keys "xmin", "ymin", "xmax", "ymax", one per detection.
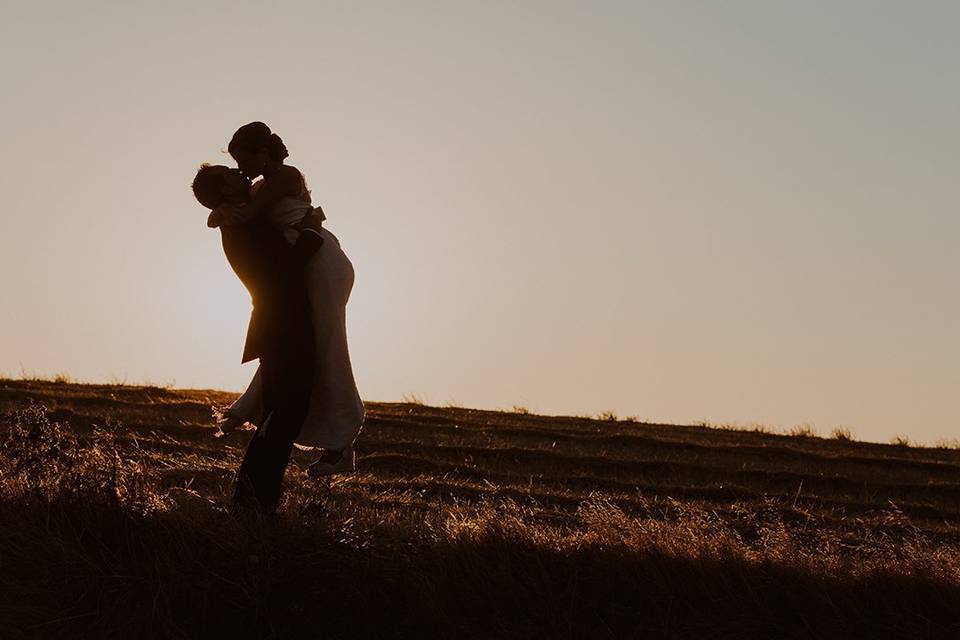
[
  {"xmin": 401, "ymin": 393, "xmax": 425, "ymax": 405},
  {"xmin": 831, "ymin": 426, "xmax": 855, "ymax": 442},
  {"xmin": 1, "ymin": 379, "xmax": 959, "ymax": 639},
  {"xmin": 892, "ymin": 434, "xmax": 912, "ymax": 447},
  {"xmin": 786, "ymin": 424, "xmax": 818, "ymax": 438}
]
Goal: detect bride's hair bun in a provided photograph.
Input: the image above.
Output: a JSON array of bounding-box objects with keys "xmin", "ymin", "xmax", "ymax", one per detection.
[
  {"xmin": 228, "ymin": 121, "xmax": 289, "ymax": 162},
  {"xmin": 268, "ymin": 133, "xmax": 289, "ymax": 161}
]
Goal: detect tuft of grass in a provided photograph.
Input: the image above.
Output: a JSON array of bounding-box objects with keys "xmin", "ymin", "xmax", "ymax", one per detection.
[
  {"xmin": 891, "ymin": 434, "xmax": 912, "ymax": 447},
  {"xmin": 831, "ymin": 427, "xmax": 855, "ymax": 442},
  {"xmin": 402, "ymin": 393, "xmax": 425, "ymax": 405},
  {"xmin": 511, "ymin": 405, "xmax": 531, "ymax": 415},
  {"xmin": 787, "ymin": 424, "xmax": 818, "ymax": 438},
  {"xmin": 598, "ymin": 410, "xmax": 618, "ymax": 422}
]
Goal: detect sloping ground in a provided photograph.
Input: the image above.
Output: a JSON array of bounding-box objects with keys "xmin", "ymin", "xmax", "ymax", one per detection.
[
  {"xmin": 1, "ymin": 378, "xmax": 958, "ymax": 639},
  {"xmin": 3, "ymin": 378, "xmax": 959, "ymax": 539}
]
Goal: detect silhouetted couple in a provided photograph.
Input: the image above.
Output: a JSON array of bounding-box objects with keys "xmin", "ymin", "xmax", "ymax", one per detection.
[{"xmin": 192, "ymin": 122, "xmax": 364, "ymax": 516}]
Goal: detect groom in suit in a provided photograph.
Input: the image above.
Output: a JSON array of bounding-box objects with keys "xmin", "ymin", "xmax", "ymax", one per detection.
[{"xmin": 192, "ymin": 164, "xmax": 322, "ymax": 515}]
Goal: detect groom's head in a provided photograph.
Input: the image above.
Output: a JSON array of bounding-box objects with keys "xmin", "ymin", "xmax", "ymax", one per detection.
[{"xmin": 191, "ymin": 164, "xmax": 252, "ymax": 209}]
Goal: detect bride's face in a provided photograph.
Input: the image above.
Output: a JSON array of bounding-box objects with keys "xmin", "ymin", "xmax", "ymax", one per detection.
[{"xmin": 231, "ymin": 147, "xmax": 268, "ymax": 179}]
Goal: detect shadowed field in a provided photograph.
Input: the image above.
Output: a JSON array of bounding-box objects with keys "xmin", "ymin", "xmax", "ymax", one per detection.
[{"xmin": 1, "ymin": 378, "xmax": 958, "ymax": 639}]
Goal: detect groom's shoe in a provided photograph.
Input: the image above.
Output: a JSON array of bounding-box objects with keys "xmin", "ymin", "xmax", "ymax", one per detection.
[{"xmin": 306, "ymin": 446, "xmax": 356, "ymax": 477}]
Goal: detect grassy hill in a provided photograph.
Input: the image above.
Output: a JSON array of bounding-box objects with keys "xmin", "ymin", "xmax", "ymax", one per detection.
[{"xmin": 1, "ymin": 378, "xmax": 958, "ymax": 639}]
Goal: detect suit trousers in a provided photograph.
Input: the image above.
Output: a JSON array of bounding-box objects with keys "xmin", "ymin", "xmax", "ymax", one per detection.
[{"xmin": 233, "ymin": 303, "xmax": 315, "ymax": 515}]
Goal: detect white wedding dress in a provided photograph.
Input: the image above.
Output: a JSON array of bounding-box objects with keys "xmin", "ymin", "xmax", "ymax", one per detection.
[{"xmin": 226, "ymin": 184, "xmax": 364, "ymax": 449}]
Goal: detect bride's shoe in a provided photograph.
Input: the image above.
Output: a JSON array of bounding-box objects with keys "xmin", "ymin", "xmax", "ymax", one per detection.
[{"xmin": 306, "ymin": 446, "xmax": 356, "ymax": 477}]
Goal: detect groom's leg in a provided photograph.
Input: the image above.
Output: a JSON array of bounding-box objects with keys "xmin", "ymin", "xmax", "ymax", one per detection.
[{"xmin": 233, "ymin": 313, "xmax": 314, "ymax": 514}]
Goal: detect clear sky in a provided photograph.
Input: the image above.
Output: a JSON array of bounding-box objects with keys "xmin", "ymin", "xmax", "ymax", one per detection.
[{"xmin": 1, "ymin": 2, "xmax": 957, "ymax": 444}]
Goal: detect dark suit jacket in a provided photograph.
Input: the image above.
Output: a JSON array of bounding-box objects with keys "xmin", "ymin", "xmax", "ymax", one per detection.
[{"xmin": 219, "ymin": 220, "xmax": 311, "ymax": 363}]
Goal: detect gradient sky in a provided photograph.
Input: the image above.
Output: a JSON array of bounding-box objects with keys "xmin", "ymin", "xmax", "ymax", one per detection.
[{"xmin": 1, "ymin": 2, "xmax": 957, "ymax": 444}]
